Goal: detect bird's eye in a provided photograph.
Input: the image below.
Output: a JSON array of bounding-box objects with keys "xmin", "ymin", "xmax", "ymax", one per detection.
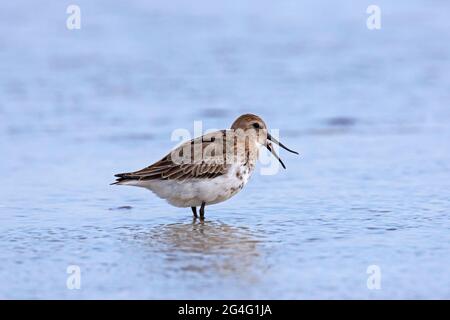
[{"xmin": 252, "ymin": 123, "xmax": 260, "ymax": 129}]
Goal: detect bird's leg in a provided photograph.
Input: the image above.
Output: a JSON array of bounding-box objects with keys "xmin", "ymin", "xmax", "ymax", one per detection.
[
  {"xmin": 191, "ymin": 207, "xmax": 198, "ymax": 218},
  {"xmin": 199, "ymin": 202, "xmax": 206, "ymax": 220}
]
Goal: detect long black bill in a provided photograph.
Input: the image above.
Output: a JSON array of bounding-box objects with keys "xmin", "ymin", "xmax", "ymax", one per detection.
[
  {"xmin": 267, "ymin": 133, "xmax": 299, "ymax": 155},
  {"xmin": 266, "ymin": 143, "xmax": 286, "ymax": 169}
]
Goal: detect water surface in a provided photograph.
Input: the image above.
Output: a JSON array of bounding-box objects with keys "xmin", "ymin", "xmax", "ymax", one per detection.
[{"xmin": 0, "ymin": 0, "xmax": 449, "ymax": 299}]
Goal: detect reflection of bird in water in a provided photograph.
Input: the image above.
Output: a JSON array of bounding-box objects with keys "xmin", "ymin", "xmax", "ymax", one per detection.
[
  {"xmin": 112, "ymin": 114, "xmax": 298, "ymax": 219},
  {"xmin": 133, "ymin": 220, "xmax": 263, "ymax": 278}
]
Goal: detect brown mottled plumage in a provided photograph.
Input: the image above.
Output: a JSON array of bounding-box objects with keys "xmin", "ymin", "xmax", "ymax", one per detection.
[{"xmin": 112, "ymin": 114, "xmax": 298, "ymax": 219}]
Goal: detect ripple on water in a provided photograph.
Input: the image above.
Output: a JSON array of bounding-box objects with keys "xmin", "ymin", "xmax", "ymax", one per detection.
[{"xmin": 109, "ymin": 206, "xmax": 133, "ymax": 211}]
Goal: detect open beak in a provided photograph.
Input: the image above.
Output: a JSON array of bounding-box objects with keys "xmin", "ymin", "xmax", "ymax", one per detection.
[{"xmin": 266, "ymin": 133, "xmax": 299, "ymax": 169}]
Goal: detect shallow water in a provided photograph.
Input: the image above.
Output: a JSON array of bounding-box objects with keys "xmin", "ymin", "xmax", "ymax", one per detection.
[{"xmin": 1, "ymin": 0, "xmax": 450, "ymax": 299}]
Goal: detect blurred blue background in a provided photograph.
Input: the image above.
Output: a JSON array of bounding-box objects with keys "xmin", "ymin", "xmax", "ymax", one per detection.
[{"xmin": 0, "ymin": 0, "xmax": 449, "ymax": 299}]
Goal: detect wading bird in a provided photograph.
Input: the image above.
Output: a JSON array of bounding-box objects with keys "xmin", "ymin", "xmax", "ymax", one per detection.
[{"xmin": 112, "ymin": 114, "xmax": 298, "ymax": 219}]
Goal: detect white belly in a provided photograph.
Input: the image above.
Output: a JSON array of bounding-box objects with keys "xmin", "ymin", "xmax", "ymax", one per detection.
[{"xmin": 132, "ymin": 164, "xmax": 253, "ymax": 207}]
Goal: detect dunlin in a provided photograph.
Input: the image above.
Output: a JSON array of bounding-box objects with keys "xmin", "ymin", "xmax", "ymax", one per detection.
[{"xmin": 112, "ymin": 114, "xmax": 298, "ymax": 219}]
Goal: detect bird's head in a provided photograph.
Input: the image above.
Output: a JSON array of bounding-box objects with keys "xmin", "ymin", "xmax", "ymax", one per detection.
[{"xmin": 230, "ymin": 113, "xmax": 299, "ymax": 169}]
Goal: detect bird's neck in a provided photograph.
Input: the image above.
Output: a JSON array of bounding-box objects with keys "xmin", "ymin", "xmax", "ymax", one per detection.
[{"xmin": 236, "ymin": 141, "xmax": 259, "ymax": 169}]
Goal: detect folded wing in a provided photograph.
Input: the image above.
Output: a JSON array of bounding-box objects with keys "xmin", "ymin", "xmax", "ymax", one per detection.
[{"xmin": 112, "ymin": 130, "xmax": 230, "ymax": 184}]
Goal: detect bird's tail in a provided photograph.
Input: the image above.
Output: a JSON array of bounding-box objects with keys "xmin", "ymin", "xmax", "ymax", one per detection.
[{"xmin": 111, "ymin": 173, "xmax": 139, "ymax": 186}]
